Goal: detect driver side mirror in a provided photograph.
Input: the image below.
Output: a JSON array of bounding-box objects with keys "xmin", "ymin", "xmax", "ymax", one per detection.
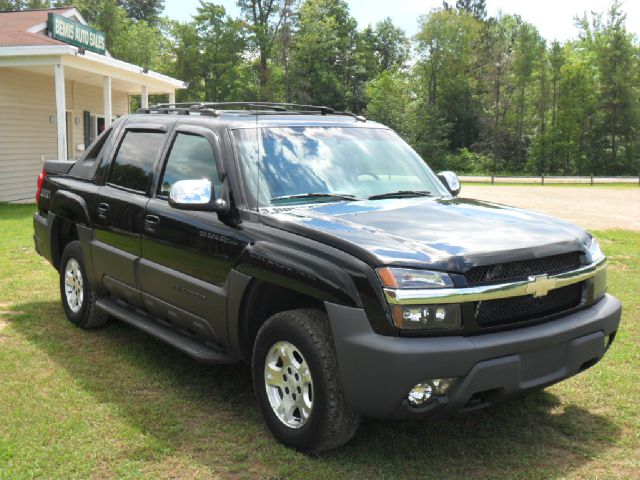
[
  {"xmin": 437, "ymin": 171, "xmax": 461, "ymax": 197},
  {"xmin": 168, "ymin": 179, "xmax": 229, "ymax": 213}
]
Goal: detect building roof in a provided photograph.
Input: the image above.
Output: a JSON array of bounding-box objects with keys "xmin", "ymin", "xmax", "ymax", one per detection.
[
  {"xmin": 0, "ymin": 7, "xmax": 186, "ymax": 93},
  {"xmin": 0, "ymin": 8, "xmax": 74, "ymax": 47}
]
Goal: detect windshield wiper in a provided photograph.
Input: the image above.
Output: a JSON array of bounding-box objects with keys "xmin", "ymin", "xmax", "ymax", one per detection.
[
  {"xmin": 270, "ymin": 192, "xmax": 358, "ymax": 204},
  {"xmin": 368, "ymin": 190, "xmax": 432, "ymax": 200}
]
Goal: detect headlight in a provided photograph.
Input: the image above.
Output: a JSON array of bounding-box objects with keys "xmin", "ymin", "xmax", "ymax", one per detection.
[
  {"xmin": 586, "ymin": 236, "xmax": 605, "ymax": 263},
  {"xmin": 378, "ymin": 268, "xmax": 459, "ymax": 331},
  {"xmin": 389, "ymin": 304, "xmax": 461, "ymax": 330},
  {"xmin": 377, "ymin": 267, "xmax": 454, "ymax": 289}
]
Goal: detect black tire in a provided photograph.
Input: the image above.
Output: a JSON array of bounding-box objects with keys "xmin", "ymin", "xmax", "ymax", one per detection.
[
  {"xmin": 252, "ymin": 308, "xmax": 360, "ymax": 453},
  {"xmin": 59, "ymin": 240, "xmax": 109, "ymax": 329}
]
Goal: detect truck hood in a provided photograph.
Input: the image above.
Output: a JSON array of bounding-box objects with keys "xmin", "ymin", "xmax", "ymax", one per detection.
[{"xmin": 261, "ymin": 197, "xmax": 592, "ymax": 272}]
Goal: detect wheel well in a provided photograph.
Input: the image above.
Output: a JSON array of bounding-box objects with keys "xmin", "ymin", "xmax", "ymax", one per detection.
[
  {"xmin": 238, "ymin": 281, "xmax": 325, "ymax": 362},
  {"xmin": 52, "ymin": 218, "xmax": 78, "ymax": 270}
]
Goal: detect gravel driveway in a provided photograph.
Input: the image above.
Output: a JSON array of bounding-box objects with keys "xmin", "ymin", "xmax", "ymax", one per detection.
[{"xmin": 462, "ymin": 185, "xmax": 640, "ymax": 231}]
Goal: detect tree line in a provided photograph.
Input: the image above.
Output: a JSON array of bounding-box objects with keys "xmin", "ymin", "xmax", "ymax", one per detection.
[{"xmin": 3, "ymin": 0, "xmax": 639, "ymax": 175}]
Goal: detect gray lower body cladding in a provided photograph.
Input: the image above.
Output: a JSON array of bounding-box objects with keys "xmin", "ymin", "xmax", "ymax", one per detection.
[{"xmin": 325, "ymin": 294, "xmax": 621, "ymax": 419}]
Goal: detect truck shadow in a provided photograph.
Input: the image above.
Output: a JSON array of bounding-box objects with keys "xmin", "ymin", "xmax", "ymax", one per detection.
[{"xmin": 8, "ymin": 300, "xmax": 620, "ymax": 478}]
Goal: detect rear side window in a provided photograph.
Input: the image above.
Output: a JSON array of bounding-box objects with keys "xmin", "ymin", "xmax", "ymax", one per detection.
[
  {"xmin": 108, "ymin": 130, "xmax": 164, "ymax": 193},
  {"xmin": 69, "ymin": 128, "xmax": 113, "ymax": 179},
  {"xmin": 83, "ymin": 128, "xmax": 111, "ymax": 163},
  {"xmin": 158, "ymin": 133, "xmax": 221, "ymax": 197}
]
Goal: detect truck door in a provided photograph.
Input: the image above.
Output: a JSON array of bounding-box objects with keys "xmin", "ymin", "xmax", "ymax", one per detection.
[
  {"xmin": 93, "ymin": 124, "xmax": 169, "ymax": 306},
  {"xmin": 139, "ymin": 125, "xmax": 241, "ymax": 343}
]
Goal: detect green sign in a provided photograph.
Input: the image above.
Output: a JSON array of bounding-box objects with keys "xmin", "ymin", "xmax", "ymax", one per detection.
[{"xmin": 47, "ymin": 13, "xmax": 106, "ymax": 55}]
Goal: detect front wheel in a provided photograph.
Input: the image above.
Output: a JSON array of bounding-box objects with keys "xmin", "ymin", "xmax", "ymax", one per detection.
[{"xmin": 252, "ymin": 309, "xmax": 360, "ymax": 453}]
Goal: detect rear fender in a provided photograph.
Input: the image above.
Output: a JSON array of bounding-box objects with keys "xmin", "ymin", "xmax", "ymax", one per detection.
[
  {"xmin": 48, "ymin": 192, "xmax": 97, "ymax": 288},
  {"xmin": 49, "ymin": 190, "xmax": 91, "ymax": 226}
]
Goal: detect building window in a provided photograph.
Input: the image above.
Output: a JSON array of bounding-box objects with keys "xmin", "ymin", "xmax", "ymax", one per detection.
[{"xmin": 65, "ymin": 111, "xmax": 74, "ymax": 159}]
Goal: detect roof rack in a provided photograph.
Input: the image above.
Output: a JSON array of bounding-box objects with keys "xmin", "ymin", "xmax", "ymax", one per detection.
[{"xmin": 136, "ymin": 101, "xmax": 366, "ymax": 122}]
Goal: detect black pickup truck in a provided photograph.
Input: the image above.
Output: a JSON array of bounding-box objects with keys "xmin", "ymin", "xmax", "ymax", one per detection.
[{"xmin": 33, "ymin": 102, "xmax": 621, "ymax": 453}]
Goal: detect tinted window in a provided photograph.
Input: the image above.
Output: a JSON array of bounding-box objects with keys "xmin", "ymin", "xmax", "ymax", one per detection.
[
  {"xmin": 233, "ymin": 127, "xmax": 448, "ymax": 208},
  {"xmin": 159, "ymin": 133, "xmax": 221, "ymax": 196},
  {"xmin": 108, "ymin": 130, "xmax": 164, "ymax": 192}
]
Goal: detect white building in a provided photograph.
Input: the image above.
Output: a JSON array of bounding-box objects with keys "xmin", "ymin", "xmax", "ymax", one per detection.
[{"xmin": 0, "ymin": 7, "xmax": 186, "ymax": 202}]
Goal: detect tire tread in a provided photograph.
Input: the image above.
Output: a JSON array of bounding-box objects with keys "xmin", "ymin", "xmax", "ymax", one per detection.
[
  {"xmin": 253, "ymin": 308, "xmax": 360, "ymax": 453},
  {"xmin": 60, "ymin": 241, "xmax": 109, "ymax": 329}
]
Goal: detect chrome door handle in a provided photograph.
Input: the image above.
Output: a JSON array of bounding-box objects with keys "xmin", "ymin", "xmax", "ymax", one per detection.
[
  {"xmin": 144, "ymin": 214, "xmax": 160, "ymax": 233},
  {"xmin": 97, "ymin": 203, "xmax": 109, "ymax": 219}
]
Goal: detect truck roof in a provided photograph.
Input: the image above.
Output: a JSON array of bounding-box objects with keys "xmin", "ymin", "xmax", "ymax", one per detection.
[
  {"xmin": 131, "ymin": 102, "xmax": 387, "ymax": 129},
  {"xmin": 127, "ymin": 112, "xmax": 386, "ymax": 129}
]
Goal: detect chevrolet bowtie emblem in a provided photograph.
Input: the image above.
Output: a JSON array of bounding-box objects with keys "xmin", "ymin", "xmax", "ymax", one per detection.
[{"xmin": 525, "ymin": 274, "xmax": 557, "ymax": 297}]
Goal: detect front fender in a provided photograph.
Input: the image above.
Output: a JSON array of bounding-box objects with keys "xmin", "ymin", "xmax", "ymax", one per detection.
[{"xmin": 234, "ymin": 241, "xmax": 362, "ymax": 307}]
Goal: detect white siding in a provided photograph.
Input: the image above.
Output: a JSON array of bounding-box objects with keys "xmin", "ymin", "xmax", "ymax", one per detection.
[{"xmin": 0, "ymin": 67, "xmax": 129, "ymax": 202}]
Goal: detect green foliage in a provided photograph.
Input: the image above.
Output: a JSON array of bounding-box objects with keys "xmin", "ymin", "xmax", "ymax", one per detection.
[
  {"xmin": 116, "ymin": 0, "xmax": 164, "ymax": 24},
  {"xmin": 415, "ymin": 10, "xmax": 483, "ymax": 152},
  {"xmin": 289, "ymin": 0, "xmax": 358, "ymax": 110},
  {"xmin": 360, "ymin": 18, "xmax": 410, "ymax": 73},
  {"xmin": 445, "ymin": 147, "xmax": 500, "ymax": 174},
  {"xmin": 365, "ymin": 70, "xmax": 412, "ymax": 138},
  {"xmin": 0, "ymin": 0, "xmax": 49, "ymax": 9},
  {"xmin": 454, "ymin": 0, "xmax": 487, "ymax": 20},
  {"xmin": 7, "ymin": 0, "xmax": 638, "ymax": 176},
  {"xmin": 237, "ymin": 0, "xmax": 292, "ymax": 100}
]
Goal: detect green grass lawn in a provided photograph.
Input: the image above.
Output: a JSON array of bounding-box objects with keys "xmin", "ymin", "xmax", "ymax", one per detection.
[{"xmin": 1, "ymin": 203, "xmax": 638, "ymax": 479}]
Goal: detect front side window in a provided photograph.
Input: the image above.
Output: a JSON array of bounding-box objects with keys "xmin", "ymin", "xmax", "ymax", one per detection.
[
  {"xmin": 233, "ymin": 126, "xmax": 449, "ymax": 208},
  {"xmin": 108, "ymin": 130, "xmax": 164, "ymax": 193},
  {"xmin": 159, "ymin": 133, "xmax": 221, "ymax": 197}
]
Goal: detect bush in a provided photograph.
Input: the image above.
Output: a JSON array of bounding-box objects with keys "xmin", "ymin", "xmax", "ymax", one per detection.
[{"xmin": 442, "ymin": 148, "xmax": 501, "ymax": 174}]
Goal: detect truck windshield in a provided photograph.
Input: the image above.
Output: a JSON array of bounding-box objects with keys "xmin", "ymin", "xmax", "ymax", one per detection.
[{"xmin": 233, "ymin": 126, "xmax": 449, "ymax": 208}]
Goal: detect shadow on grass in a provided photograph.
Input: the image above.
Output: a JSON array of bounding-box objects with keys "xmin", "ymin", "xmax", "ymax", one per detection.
[{"xmin": 8, "ymin": 300, "xmax": 621, "ymax": 479}]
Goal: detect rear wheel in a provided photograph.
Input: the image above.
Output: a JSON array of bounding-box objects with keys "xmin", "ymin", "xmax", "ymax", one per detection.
[
  {"xmin": 59, "ymin": 241, "xmax": 109, "ymax": 329},
  {"xmin": 252, "ymin": 309, "xmax": 360, "ymax": 453}
]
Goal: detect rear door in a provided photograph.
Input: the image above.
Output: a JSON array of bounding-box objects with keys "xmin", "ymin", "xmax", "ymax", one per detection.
[
  {"xmin": 92, "ymin": 122, "xmax": 170, "ymax": 306},
  {"xmin": 139, "ymin": 125, "xmax": 241, "ymax": 343}
]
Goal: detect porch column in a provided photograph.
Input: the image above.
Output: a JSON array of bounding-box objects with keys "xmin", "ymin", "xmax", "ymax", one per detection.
[
  {"xmin": 103, "ymin": 76, "xmax": 112, "ymax": 129},
  {"xmin": 141, "ymin": 85, "xmax": 149, "ymax": 108},
  {"xmin": 168, "ymin": 92, "xmax": 175, "ymax": 104},
  {"xmin": 54, "ymin": 62, "xmax": 67, "ymax": 160}
]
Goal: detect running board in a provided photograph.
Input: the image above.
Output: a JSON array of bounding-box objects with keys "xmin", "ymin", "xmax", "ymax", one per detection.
[{"xmin": 96, "ymin": 297, "xmax": 237, "ymax": 364}]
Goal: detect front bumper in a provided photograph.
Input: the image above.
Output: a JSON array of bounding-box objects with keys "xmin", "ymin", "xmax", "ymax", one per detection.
[{"xmin": 326, "ymin": 294, "xmax": 621, "ymax": 419}]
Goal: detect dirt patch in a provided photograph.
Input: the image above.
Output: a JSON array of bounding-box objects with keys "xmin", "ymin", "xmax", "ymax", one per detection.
[
  {"xmin": 462, "ymin": 186, "xmax": 640, "ymax": 231},
  {"xmin": 0, "ymin": 320, "xmax": 8, "ymax": 342}
]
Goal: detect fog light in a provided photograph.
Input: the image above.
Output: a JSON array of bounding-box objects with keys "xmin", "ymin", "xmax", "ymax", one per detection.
[
  {"xmin": 431, "ymin": 377, "xmax": 456, "ymax": 396},
  {"xmin": 407, "ymin": 383, "xmax": 433, "ymax": 406},
  {"xmin": 407, "ymin": 377, "xmax": 457, "ymax": 407},
  {"xmin": 390, "ymin": 304, "xmax": 461, "ymax": 331}
]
